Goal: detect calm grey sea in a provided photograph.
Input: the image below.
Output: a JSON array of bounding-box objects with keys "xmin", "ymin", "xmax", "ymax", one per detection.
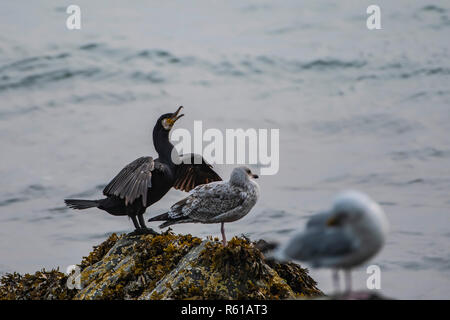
[{"xmin": 0, "ymin": 1, "xmax": 449, "ymax": 299}]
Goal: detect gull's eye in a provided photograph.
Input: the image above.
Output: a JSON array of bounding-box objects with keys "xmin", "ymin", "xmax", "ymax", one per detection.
[{"xmin": 245, "ymin": 168, "xmax": 251, "ymax": 174}]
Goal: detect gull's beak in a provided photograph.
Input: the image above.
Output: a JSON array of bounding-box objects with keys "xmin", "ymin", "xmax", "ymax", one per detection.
[
  {"xmin": 326, "ymin": 216, "xmax": 338, "ymax": 226},
  {"xmin": 251, "ymin": 174, "xmax": 259, "ymax": 179},
  {"xmin": 168, "ymin": 106, "xmax": 184, "ymax": 125},
  {"xmin": 326, "ymin": 214, "xmax": 342, "ymax": 227}
]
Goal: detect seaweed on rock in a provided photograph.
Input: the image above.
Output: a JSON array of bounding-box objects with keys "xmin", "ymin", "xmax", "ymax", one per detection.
[
  {"xmin": 0, "ymin": 231, "xmax": 323, "ymax": 300},
  {"xmin": 0, "ymin": 269, "xmax": 76, "ymax": 300}
]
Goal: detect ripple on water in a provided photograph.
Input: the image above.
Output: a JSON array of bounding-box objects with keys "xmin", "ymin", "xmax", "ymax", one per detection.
[
  {"xmin": 0, "ymin": 197, "xmax": 27, "ymax": 207},
  {"xmin": 0, "ymin": 184, "xmax": 53, "ymax": 207},
  {"xmin": 48, "ymin": 206, "xmax": 70, "ymax": 213},
  {"xmin": 390, "ymin": 147, "xmax": 450, "ymax": 161},
  {"xmin": 301, "ymin": 59, "xmax": 366, "ymax": 70},
  {"xmin": 309, "ymin": 113, "xmax": 418, "ymax": 137},
  {"xmin": 0, "ymin": 67, "xmax": 101, "ymax": 92},
  {"xmin": 423, "ymin": 256, "xmax": 450, "ymax": 271},
  {"xmin": 421, "ymin": 5, "xmax": 446, "ymax": 14},
  {"xmin": 123, "ymin": 49, "xmax": 184, "ymax": 64},
  {"xmin": 67, "ymin": 185, "xmax": 104, "ymax": 198}
]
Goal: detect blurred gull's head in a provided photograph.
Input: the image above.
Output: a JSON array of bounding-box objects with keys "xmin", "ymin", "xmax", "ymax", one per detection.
[{"xmin": 327, "ymin": 190, "xmax": 389, "ymax": 235}]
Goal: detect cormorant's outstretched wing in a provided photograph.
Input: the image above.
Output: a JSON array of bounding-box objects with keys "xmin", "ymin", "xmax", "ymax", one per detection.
[
  {"xmin": 103, "ymin": 156, "xmax": 156, "ymax": 206},
  {"xmin": 173, "ymin": 154, "xmax": 222, "ymax": 192}
]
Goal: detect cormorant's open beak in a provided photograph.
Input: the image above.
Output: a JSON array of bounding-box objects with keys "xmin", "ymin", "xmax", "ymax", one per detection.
[{"xmin": 168, "ymin": 106, "xmax": 184, "ymax": 125}]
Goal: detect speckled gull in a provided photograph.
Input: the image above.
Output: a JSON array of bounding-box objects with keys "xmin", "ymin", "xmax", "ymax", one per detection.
[
  {"xmin": 274, "ymin": 190, "xmax": 389, "ymax": 294},
  {"xmin": 148, "ymin": 166, "xmax": 259, "ymax": 246}
]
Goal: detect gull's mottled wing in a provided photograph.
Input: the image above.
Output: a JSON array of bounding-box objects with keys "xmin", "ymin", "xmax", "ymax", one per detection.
[
  {"xmin": 168, "ymin": 182, "xmax": 245, "ymax": 221},
  {"xmin": 173, "ymin": 153, "xmax": 222, "ymax": 192},
  {"xmin": 282, "ymin": 228, "xmax": 358, "ymax": 263},
  {"xmin": 103, "ymin": 156, "xmax": 155, "ymax": 206},
  {"xmin": 306, "ymin": 211, "xmax": 332, "ymax": 228}
]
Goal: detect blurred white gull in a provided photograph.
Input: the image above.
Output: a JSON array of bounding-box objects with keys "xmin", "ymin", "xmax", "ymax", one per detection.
[
  {"xmin": 274, "ymin": 190, "xmax": 389, "ymax": 293},
  {"xmin": 149, "ymin": 166, "xmax": 259, "ymax": 246}
]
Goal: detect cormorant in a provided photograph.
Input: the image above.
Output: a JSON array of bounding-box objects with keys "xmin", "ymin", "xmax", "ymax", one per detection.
[
  {"xmin": 148, "ymin": 166, "xmax": 259, "ymax": 246},
  {"xmin": 64, "ymin": 106, "xmax": 222, "ymax": 234}
]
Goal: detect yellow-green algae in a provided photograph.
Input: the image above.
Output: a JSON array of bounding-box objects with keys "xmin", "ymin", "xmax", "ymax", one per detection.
[
  {"xmin": 0, "ymin": 231, "xmax": 323, "ymax": 300},
  {"xmin": 141, "ymin": 236, "xmax": 322, "ymax": 300},
  {"xmin": 74, "ymin": 230, "xmax": 203, "ymax": 300},
  {"xmin": 0, "ymin": 269, "xmax": 76, "ymax": 300},
  {"xmin": 158, "ymin": 237, "xmax": 323, "ymax": 300},
  {"xmin": 0, "ymin": 233, "xmax": 123, "ymax": 300},
  {"xmin": 79, "ymin": 233, "xmax": 122, "ymax": 269}
]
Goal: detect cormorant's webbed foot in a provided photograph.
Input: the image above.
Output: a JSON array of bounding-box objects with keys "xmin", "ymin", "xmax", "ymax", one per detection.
[
  {"xmin": 140, "ymin": 227, "xmax": 158, "ymax": 235},
  {"xmin": 128, "ymin": 227, "xmax": 158, "ymax": 236},
  {"xmin": 128, "ymin": 229, "xmax": 142, "ymax": 236}
]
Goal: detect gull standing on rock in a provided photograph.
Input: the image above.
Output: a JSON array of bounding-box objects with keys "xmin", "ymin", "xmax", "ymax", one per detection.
[
  {"xmin": 149, "ymin": 166, "xmax": 259, "ymax": 246},
  {"xmin": 274, "ymin": 191, "xmax": 389, "ymax": 294}
]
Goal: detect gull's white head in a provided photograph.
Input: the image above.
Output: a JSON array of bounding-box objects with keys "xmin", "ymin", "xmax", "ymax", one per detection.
[
  {"xmin": 327, "ymin": 190, "xmax": 389, "ymax": 236},
  {"xmin": 273, "ymin": 190, "xmax": 389, "ymax": 272},
  {"xmin": 230, "ymin": 166, "xmax": 259, "ymax": 186}
]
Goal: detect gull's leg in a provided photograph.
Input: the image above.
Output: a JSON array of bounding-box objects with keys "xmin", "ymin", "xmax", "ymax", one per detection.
[
  {"xmin": 343, "ymin": 269, "xmax": 371, "ymax": 299},
  {"xmin": 221, "ymin": 222, "xmax": 227, "ymax": 246},
  {"xmin": 344, "ymin": 269, "xmax": 352, "ymax": 294},
  {"xmin": 332, "ymin": 269, "xmax": 340, "ymax": 294}
]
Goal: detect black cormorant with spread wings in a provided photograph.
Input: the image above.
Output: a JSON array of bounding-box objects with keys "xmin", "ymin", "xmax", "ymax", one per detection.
[{"xmin": 64, "ymin": 106, "xmax": 222, "ymax": 234}]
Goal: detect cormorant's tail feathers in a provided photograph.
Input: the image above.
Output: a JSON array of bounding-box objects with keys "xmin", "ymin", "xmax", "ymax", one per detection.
[{"xmin": 64, "ymin": 199, "xmax": 99, "ymax": 210}]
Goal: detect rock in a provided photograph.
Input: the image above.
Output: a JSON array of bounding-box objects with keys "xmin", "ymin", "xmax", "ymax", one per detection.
[
  {"xmin": 0, "ymin": 231, "xmax": 323, "ymax": 300},
  {"xmin": 141, "ymin": 239, "xmax": 320, "ymax": 300},
  {"xmin": 0, "ymin": 269, "xmax": 76, "ymax": 300},
  {"xmin": 253, "ymin": 239, "xmax": 278, "ymax": 253}
]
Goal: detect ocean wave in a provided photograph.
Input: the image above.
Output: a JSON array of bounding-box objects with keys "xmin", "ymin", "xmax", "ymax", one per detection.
[
  {"xmin": 0, "ymin": 197, "xmax": 27, "ymax": 207},
  {"xmin": 301, "ymin": 59, "xmax": 366, "ymax": 70},
  {"xmin": 66, "ymin": 184, "xmax": 105, "ymax": 199},
  {"xmin": 421, "ymin": 5, "xmax": 446, "ymax": 14},
  {"xmin": 309, "ymin": 113, "xmax": 418, "ymax": 136},
  {"xmin": 390, "ymin": 147, "xmax": 450, "ymax": 161},
  {"xmin": 0, "ymin": 67, "xmax": 101, "ymax": 92},
  {"xmin": 0, "ymin": 44, "xmax": 373, "ymax": 94},
  {"xmin": 123, "ymin": 49, "xmax": 184, "ymax": 65},
  {"xmin": 0, "ymin": 184, "xmax": 54, "ymax": 207},
  {"xmin": 0, "ymin": 53, "xmax": 70, "ymax": 73}
]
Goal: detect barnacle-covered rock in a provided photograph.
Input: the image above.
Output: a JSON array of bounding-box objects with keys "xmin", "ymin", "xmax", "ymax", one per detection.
[{"xmin": 0, "ymin": 231, "xmax": 323, "ymax": 300}]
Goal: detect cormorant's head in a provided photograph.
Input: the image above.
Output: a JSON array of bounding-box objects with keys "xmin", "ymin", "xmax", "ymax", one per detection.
[{"xmin": 158, "ymin": 106, "xmax": 184, "ymax": 131}]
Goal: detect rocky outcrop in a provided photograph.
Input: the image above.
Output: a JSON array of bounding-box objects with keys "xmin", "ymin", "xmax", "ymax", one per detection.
[{"xmin": 0, "ymin": 231, "xmax": 323, "ymax": 300}]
